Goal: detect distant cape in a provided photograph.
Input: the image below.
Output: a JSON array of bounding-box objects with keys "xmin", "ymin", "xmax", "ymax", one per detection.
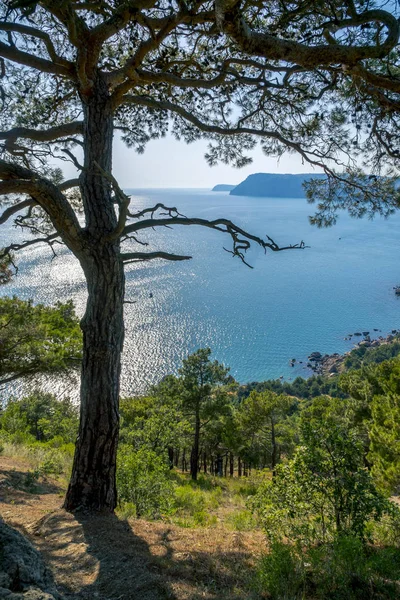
[
  {"xmin": 229, "ymin": 172, "xmax": 326, "ymax": 197},
  {"xmin": 211, "ymin": 184, "xmax": 236, "ymax": 192}
]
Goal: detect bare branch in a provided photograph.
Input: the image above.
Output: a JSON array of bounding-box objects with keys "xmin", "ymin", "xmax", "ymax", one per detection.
[
  {"xmin": 123, "ymin": 215, "xmax": 305, "ymax": 267},
  {"xmin": 61, "ymin": 148, "xmax": 84, "ymax": 170},
  {"xmin": 121, "ymin": 250, "xmax": 192, "ymax": 263},
  {"xmin": 0, "ymin": 232, "xmax": 60, "ymax": 258},
  {"xmin": 0, "ymin": 198, "xmax": 36, "ymax": 225},
  {"xmin": 59, "ymin": 178, "xmax": 80, "ymax": 191}
]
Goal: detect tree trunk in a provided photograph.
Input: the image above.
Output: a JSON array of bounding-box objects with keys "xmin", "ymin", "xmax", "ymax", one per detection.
[
  {"xmin": 229, "ymin": 452, "xmax": 234, "ymax": 477},
  {"xmin": 271, "ymin": 418, "xmax": 278, "ymax": 476},
  {"xmin": 203, "ymin": 452, "xmax": 207, "ymax": 474},
  {"xmin": 168, "ymin": 447, "xmax": 174, "ymax": 469},
  {"xmin": 64, "ymin": 76, "xmax": 125, "ymax": 511},
  {"xmin": 182, "ymin": 448, "xmax": 186, "ymax": 472},
  {"xmin": 190, "ymin": 408, "xmax": 200, "ymax": 480},
  {"xmin": 64, "ymin": 249, "xmax": 124, "ymax": 511},
  {"xmin": 238, "ymin": 457, "xmax": 242, "ymax": 477},
  {"xmin": 216, "ymin": 454, "xmax": 223, "ymax": 477}
]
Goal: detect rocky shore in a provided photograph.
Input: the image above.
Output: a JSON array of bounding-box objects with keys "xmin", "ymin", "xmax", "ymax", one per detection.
[{"xmin": 293, "ymin": 330, "xmax": 400, "ymax": 377}]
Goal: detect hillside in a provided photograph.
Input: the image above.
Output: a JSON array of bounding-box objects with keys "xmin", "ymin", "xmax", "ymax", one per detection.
[
  {"xmin": 230, "ymin": 172, "xmax": 326, "ymax": 197},
  {"xmin": 211, "ymin": 184, "xmax": 236, "ymax": 192}
]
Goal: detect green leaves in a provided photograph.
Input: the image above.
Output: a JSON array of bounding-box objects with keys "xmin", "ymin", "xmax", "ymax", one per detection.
[
  {"xmin": 251, "ymin": 395, "xmax": 393, "ymax": 545},
  {"xmin": 0, "ymin": 390, "xmax": 78, "ymax": 443},
  {"xmin": 0, "ymin": 296, "xmax": 82, "ymax": 384}
]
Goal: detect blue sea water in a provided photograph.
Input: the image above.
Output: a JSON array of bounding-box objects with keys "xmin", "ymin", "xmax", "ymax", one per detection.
[{"xmin": 2, "ymin": 188, "xmax": 400, "ymax": 395}]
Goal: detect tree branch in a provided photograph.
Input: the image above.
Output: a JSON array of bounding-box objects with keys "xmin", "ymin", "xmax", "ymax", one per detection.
[
  {"xmin": 0, "ymin": 160, "xmax": 83, "ymax": 251},
  {"xmin": 215, "ymin": 3, "xmax": 399, "ymax": 67},
  {"xmin": 0, "ymin": 232, "xmax": 60, "ymax": 259},
  {"xmin": 123, "ymin": 215, "xmax": 305, "ymax": 267},
  {"xmin": 0, "ymin": 198, "xmax": 36, "ymax": 225},
  {"xmin": 0, "ymin": 21, "xmax": 74, "ymax": 71},
  {"xmin": 121, "ymin": 250, "xmax": 192, "ymax": 263},
  {"xmin": 0, "ymin": 41, "xmax": 75, "ymax": 78},
  {"xmin": 0, "ymin": 122, "xmax": 83, "ymax": 145},
  {"xmin": 121, "ymin": 94, "xmax": 335, "ymax": 170},
  {"xmin": 91, "ymin": 0, "xmax": 158, "ymax": 45},
  {"xmin": 59, "ymin": 178, "xmax": 80, "ymax": 191}
]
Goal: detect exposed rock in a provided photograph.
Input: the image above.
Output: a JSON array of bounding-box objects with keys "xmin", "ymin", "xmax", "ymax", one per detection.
[
  {"xmin": 0, "ymin": 519, "xmax": 61, "ymax": 600},
  {"xmin": 308, "ymin": 352, "xmax": 322, "ymax": 361}
]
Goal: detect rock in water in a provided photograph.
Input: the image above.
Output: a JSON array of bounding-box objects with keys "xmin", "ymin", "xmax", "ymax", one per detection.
[{"xmin": 0, "ymin": 518, "xmax": 61, "ymax": 599}]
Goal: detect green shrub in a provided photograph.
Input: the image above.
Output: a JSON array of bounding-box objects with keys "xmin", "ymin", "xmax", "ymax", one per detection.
[
  {"xmin": 117, "ymin": 445, "xmax": 174, "ymax": 519},
  {"xmin": 257, "ymin": 541, "xmax": 305, "ymax": 600},
  {"xmin": 308, "ymin": 536, "xmax": 370, "ymax": 600},
  {"xmin": 258, "ymin": 537, "xmax": 400, "ymax": 600},
  {"xmin": 174, "ymin": 485, "xmax": 205, "ymax": 513},
  {"xmin": 39, "ymin": 451, "xmax": 65, "ymax": 475},
  {"xmin": 372, "ymin": 504, "xmax": 400, "ymax": 547},
  {"xmin": 250, "ymin": 401, "xmax": 391, "ymax": 545},
  {"xmin": 226, "ymin": 509, "xmax": 257, "ymax": 531},
  {"xmin": 172, "ymin": 485, "xmax": 221, "ymax": 527}
]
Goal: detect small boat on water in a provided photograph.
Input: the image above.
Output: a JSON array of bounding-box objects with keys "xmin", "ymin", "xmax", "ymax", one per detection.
[{"xmin": 393, "ymin": 286, "xmax": 400, "ymax": 296}]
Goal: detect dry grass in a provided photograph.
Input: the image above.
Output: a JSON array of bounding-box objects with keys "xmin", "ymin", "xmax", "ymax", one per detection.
[{"xmin": 0, "ymin": 454, "xmax": 266, "ymax": 600}]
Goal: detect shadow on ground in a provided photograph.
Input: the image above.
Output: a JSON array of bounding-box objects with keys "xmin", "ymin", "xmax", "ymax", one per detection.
[
  {"xmin": 31, "ymin": 511, "xmax": 260, "ymax": 600},
  {"xmin": 0, "ymin": 466, "xmax": 62, "ymax": 504}
]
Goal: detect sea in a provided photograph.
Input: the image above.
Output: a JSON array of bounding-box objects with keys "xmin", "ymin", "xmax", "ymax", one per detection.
[{"xmin": 2, "ymin": 188, "xmax": 400, "ymax": 396}]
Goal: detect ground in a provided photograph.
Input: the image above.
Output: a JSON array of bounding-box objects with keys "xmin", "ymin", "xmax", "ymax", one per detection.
[{"xmin": 0, "ymin": 456, "xmax": 265, "ymax": 600}]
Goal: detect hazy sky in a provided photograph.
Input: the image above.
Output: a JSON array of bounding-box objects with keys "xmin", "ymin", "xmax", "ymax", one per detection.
[{"xmin": 61, "ymin": 134, "xmax": 324, "ymax": 189}]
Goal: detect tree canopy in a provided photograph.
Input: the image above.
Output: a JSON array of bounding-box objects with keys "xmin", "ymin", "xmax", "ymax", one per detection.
[
  {"xmin": 0, "ymin": 296, "xmax": 82, "ymax": 385},
  {"xmin": 0, "ymin": 0, "xmax": 398, "ymax": 511}
]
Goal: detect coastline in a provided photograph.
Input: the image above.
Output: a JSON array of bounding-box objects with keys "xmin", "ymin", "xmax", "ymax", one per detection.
[{"xmin": 301, "ymin": 329, "xmax": 400, "ymax": 377}]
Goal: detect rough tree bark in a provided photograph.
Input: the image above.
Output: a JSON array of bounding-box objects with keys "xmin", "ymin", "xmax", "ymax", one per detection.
[{"xmin": 64, "ymin": 76, "xmax": 125, "ymax": 511}]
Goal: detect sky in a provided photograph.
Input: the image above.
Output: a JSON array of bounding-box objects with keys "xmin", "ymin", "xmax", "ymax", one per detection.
[{"xmin": 60, "ymin": 134, "xmax": 324, "ymax": 189}]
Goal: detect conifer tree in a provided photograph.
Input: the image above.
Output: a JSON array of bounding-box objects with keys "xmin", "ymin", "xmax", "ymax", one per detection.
[{"xmin": 0, "ymin": 0, "xmax": 397, "ymax": 510}]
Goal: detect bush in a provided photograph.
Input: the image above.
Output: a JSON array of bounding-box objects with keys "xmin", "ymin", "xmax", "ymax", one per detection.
[
  {"xmin": 257, "ymin": 541, "xmax": 305, "ymax": 600},
  {"xmin": 117, "ymin": 446, "xmax": 174, "ymax": 519},
  {"xmin": 226, "ymin": 509, "xmax": 257, "ymax": 531},
  {"xmin": 250, "ymin": 400, "xmax": 392, "ymax": 545},
  {"xmin": 258, "ymin": 536, "xmax": 400, "ymax": 600},
  {"xmin": 172, "ymin": 485, "xmax": 219, "ymax": 527},
  {"xmin": 308, "ymin": 536, "xmax": 370, "ymax": 600}
]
